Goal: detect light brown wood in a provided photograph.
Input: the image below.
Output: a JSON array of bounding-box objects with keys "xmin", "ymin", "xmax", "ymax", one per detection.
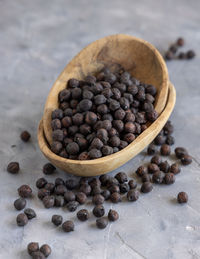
[
  {"xmin": 43, "ymin": 34, "xmax": 169, "ymax": 145},
  {"xmin": 38, "ymin": 83, "xmax": 175, "ymax": 177}
]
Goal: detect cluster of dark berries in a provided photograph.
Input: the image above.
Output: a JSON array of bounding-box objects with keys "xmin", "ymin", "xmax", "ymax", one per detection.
[
  {"xmin": 136, "ymin": 120, "xmax": 191, "ymax": 200},
  {"xmin": 14, "ymin": 185, "xmax": 36, "ymax": 226},
  {"xmin": 27, "ymin": 242, "xmax": 51, "ymax": 259},
  {"xmin": 165, "ymin": 37, "xmax": 195, "ymax": 60},
  {"xmin": 50, "ymin": 66, "xmax": 158, "ymax": 160}
]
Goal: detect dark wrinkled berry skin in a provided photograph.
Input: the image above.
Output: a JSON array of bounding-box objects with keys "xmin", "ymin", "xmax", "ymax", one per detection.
[
  {"xmin": 159, "ymin": 161, "xmax": 170, "ymax": 173},
  {"xmin": 7, "ymin": 162, "xmax": 20, "ymax": 174},
  {"xmin": 16, "ymin": 213, "xmax": 28, "ymax": 226},
  {"xmin": 38, "ymin": 188, "xmax": 50, "ymax": 200},
  {"xmin": 170, "ymin": 163, "xmax": 181, "ymax": 174},
  {"xmin": 32, "ymin": 251, "xmax": 45, "ymax": 259},
  {"xmin": 142, "ymin": 173, "xmax": 151, "ymax": 183},
  {"xmin": 108, "ymin": 209, "xmax": 119, "ymax": 221},
  {"xmin": 181, "ymin": 155, "xmax": 192, "ymax": 165},
  {"xmin": 27, "ymin": 242, "xmax": 39, "ymax": 255},
  {"xmin": 136, "ymin": 166, "xmax": 147, "ymax": 177},
  {"xmin": 43, "ymin": 163, "xmax": 56, "ymax": 175},
  {"xmin": 24, "ymin": 208, "xmax": 36, "ymax": 219},
  {"xmin": 128, "ymin": 180, "xmax": 137, "ymax": 189},
  {"xmin": 148, "ymin": 163, "xmax": 159, "ymax": 174},
  {"xmin": 20, "ymin": 131, "xmax": 31, "ymax": 142},
  {"xmin": 18, "ymin": 185, "xmax": 32, "ymax": 198},
  {"xmin": 66, "ymin": 201, "xmax": 79, "ymax": 212},
  {"xmin": 176, "ymin": 37, "xmax": 184, "ymax": 46},
  {"xmin": 101, "ymin": 190, "xmax": 111, "ymax": 200},
  {"xmin": 177, "ymin": 192, "xmax": 188, "ymax": 203},
  {"xmin": 115, "ymin": 172, "xmax": 127, "ymax": 183},
  {"xmin": 175, "ymin": 147, "xmax": 188, "ymax": 159},
  {"xmin": 96, "ymin": 218, "xmax": 108, "ymax": 229},
  {"xmin": 36, "ymin": 178, "xmax": 47, "ymax": 189},
  {"xmin": 152, "ymin": 171, "xmax": 163, "ymax": 184},
  {"xmin": 151, "ymin": 155, "xmax": 162, "ymax": 165},
  {"xmin": 127, "ymin": 190, "xmax": 139, "ymax": 201},
  {"xmin": 93, "ymin": 205, "xmax": 105, "ymax": 217},
  {"xmin": 110, "ymin": 192, "xmax": 121, "ymax": 203},
  {"xmin": 147, "ymin": 144, "xmax": 156, "ymax": 155},
  {"xmin": 14, "ymin": 198, "xmax": 26, "ymax": 210},
  {"xmin": 42, "ymin": 196, "xmax": 55, "ymax": 208},
  {"xmin": 141, "ymin": 182, "xmax": 153, "ymax": 193},
  {"xmin": 92, "ymin": 194, "xmax": 105, "ymax": 205},
  {"xmin": 52, "ymin": 214, "xmax": 63, "ymax": 226},
  {"xmin": 160, "ymin": 144, "xmax": 171, "ymax": 156},
  {"xmin": 40, "ymin": 244, "xmax": 51, "ymax": 258},
  {"xmin": 77, "ymin": 209, "xmax": 89, "ymax": 221},
  {"xmin": 163, "ymin": 173, "xmax": 175, "ymax": 185},
  {"xmin": 62, "ymin": 220, "xmax": 74, "ymax": 232}
]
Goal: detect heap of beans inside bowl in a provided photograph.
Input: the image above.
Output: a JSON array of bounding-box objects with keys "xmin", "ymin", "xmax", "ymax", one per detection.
[{"xmin": 50, "ymin": 67, "xmax": 158, "ymax": 160}]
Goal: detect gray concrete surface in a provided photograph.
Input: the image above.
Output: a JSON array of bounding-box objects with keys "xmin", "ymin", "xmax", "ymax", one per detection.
[{"xmin": 0, "ymin": 0, "xmax": 200, "ymax": 258}]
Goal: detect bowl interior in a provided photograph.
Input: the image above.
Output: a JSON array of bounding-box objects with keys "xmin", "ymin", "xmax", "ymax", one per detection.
[{"xmin": 43, "ymin": 34, "xmax": 169, "ymax": 145}]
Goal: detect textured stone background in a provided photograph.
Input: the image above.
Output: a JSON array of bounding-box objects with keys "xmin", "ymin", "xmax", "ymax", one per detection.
[{"xmin": 0, "ymin": 0, "xmax": 200, "ymax": 258}]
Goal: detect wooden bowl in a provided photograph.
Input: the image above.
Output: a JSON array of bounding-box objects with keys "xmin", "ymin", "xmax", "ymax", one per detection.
[
  {"xmin": 43, "ymin": 34, "xmax": 169, "ymax": 145},
  {"xmin": 38, "ymin": 83, "xmax": 176, "ymax": 177}
]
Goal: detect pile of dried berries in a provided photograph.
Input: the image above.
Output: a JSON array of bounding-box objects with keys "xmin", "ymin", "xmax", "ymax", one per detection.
[
  {"xmin": 27, "ymin": 242, "xmax": 51, "ymax": 259},
  {"xmin": 50, "ymin": 67, "xmax": 158, "ymax": 160},
  {"xmin": 165, "ymin": 37, "xmax": 195, "ymax": 60}
]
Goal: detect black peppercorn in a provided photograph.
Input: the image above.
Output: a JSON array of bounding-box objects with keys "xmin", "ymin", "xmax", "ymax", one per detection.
[
  {"xmin": 77, "ymin": 209, "xmax": 89, "ymax": 221},
  {"xmin": 18, "ymin": 185, "xmax": 32, "ymax": 198},
  {"xmin": 166, "ymin": 135, "xmax": 175, "ymax": 145},
  {"xmin": 88, "ymin": 148, "xmax": 102, "ymax": 159},
  {"xmin": 54, "ymin": 196, "xmax": 64, "ymax": 207},
  {"xmin": 68, "ymin": 78, "xmax": 79, "ymax": 88},
  {"xmin": 52, "ymin": 109, "xmax": 63, "ymax": 120},
  {"xmin": 7, "ymin": 162, "xmax": 20, "ymax": 174},
  {"xmin": 65, "ymin": 178, "xmax": 77, "ymax": 190},
  {"xmin": 101, "ymin": 190, "xmax": 111, "ymax": 200},
  {"xmin": 108, "ymin": 209, "xmax": 119, "ymax": 221},
  {"xmin": 141, "ymin": 182, "xmax": 153, "ymax": 193},
  {"xmin": 16, "ymin": 213, "xmax": 28, "ymax": 226},
  {"xmin": 20, "ymin": 131, "xmax": 31, "ymax": 142},
  {"xmin": 44, "ymin": 183, "xmax": 55, "ymax": 193},
  {"xmin": 62, "ymin": 220, "xmax": 74, "ymax": 232},
  {"xmin": 37, "ymin": 188, "xmax": 50, "ymax": 200},
  {"xmin": 127, "ymin": 189, "xmax": 139, "ymax": 201},
  {"xmin": 99, "ymin": 174, "xmax": 110, "ymax": 186},
  {"xmin": 177, "ymin": 192, "xmax": 188, "ymax": 203},
  {"xmin": 96, "ymin": 218, "xmax": 108, "ymax": 229},
  {"xmin": 14, "ymin": 198, "xmax": 26, "ymax": 211},
  {"xmin": 123, "ymin": 133, "xmax": 135, "ymax": 143},
  {"xmin": 176, "ymin": 37, "xmax": 184, "ymax": 46},
  {"xmin": 109, "ymin": 184, "xmax": 120, "ymax": 194}
]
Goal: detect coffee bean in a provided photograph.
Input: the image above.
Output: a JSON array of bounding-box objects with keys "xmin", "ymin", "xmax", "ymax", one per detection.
[
  {"xmin": 152, "ymin": 171, "xmax": 163, "ymax": 184},
  {"xmin": 96, "ymin": 218, "xmax": 108, "ymax": 229},
  {"xmin": 175, "ymin": 147, "xmax": 188, "ymax": 159},
  {"xmin": 148, "ymin": 163, "xmax": 160, "ymax": 174},
  {"xmin": 110, "ymin": 192, "xmax": 121, "ymax": 203},
  {"xmin": 127, "ymin": 190, "xmax": 139, "ymax": 201},
  {"xmin": 141, "ymin": 182, "xmax": 153, "ymax": 193},
  {"xmin": 40, "ymin": 244, "xmax": 51, "ymax": 258},
  {"xmin": 108, "ymin": 209, "xmax": 119, "ymax": 221},
  {"xmin": 7, "ymin": 162, "xmax": 20, "ymax": 174},
  {"xmin": 16, "ymin": 213, "xmax": 28, "ymax": 226},
  {"xmin": 77, "ymin": 209, "xmax": 89, "ymax": 221},
  {"xmin": 27, "ymin": 242, "xmax": 39, "ymax": 255},
  {"xmin": 66, "ymin": 201, "xmax": 79, "ymax": 212},
  {"xmin": 136, "ymin": 165, "xmax": 147, "ymax": 177},
  {"xmin": 163, "ymin": 173, "xmax": 175, "ymax": 185},
  {"xmin": 62, "ymin": 220, "xmax": 74, "ymax": 232},
  {"xmin": 24, "ymin": 208, "xmax": 36, "ymax": 219},
  {"xmin": 14, "ymin": 198, "xmax": 26, "ymax": 210},
  {"xmin": 43, "ymin": 163, "xmax": 56, "ymax": 175},
  {"xmin": 159, "ymin": 160, "xmax": 170, "ymax": 173},
  {"xmin": 64, "ymin": 191, "xmax": 75, "ymax": 203},
  {"xmin": 42, "ymin": 196, "xmax": 55, "ymax": 208},
  {"xmin": 52, "ymin": 215, "xmax": 63, "ymax": 226},
  {"xmin": 115, "ymin": 172, "xmax": 128, "ymax": 183},
  {"xmin": 36, "ymin": 178, "xmax": 47, "ymax": 189},
  {"xmin": 177, "ymin": 192, "xmax": 188, "ymax": 203},
  {"xmin": 128, "ymin": 180, "xmax": 137, "ymax": 189},
  {"xmin": 32, "ymin": 251, "xmax": 45, "ymax": 259},
  {"xmin": 18, "ymin": 185, "xmax": 32, "ymax": 198},
  {"xmin": 170, "ymin": 163, "xmax": 181, "ymax": 174},
  {"xmin": 181, "ymin": 155, "xmax": 192, "ymax": 165},
  {"xmin": 160, "ymin": 144, "xmax": 171, "ymax": 156},
  {"xmin": 76, "ymin": 192, "xmax": 87, "ymax": 204},
  {"xmin": 20, "ymin": 131, "xmax": 31, "ymax": 142}
]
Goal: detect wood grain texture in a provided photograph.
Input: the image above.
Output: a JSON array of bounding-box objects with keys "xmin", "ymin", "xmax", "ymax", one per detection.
[
  {"xmin": 38, "ymin": 83, "xmax": 175, "ymax": 177},
  {"xmin": 42, "ymin": 34, "xmax": 169, "ymax": 145}
]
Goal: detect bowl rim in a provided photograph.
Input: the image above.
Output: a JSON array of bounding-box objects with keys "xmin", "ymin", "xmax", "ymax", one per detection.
[{"xmin": 38, "ymin": 83, "xmax": 176, "ymax": 167}]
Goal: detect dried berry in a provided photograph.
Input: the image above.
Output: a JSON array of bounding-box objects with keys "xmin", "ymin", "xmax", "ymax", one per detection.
[
  {"xmin": 54, "ymin": 184, "xmax": 67, "ymax": 195},
  {"xmin": 163, "ymin": 173, "xmax": 175, "ymax": 185},
  {"xmin": 96, "ymin": 218, "xmax": 108, "ymax": 229},
  {"xmin": 37, "ymin": 188, "xmax": 50, "ymax": 200},
  {"xmin": 52, "ymin": 215, "xmax": 63, "ymax": 226},
  {"xmin": 43, "ymin": 163, "xmax": 56, "ymax": 175},
  {"xmin": 92, "ymin": 194, "xmax": 105, "ymax": 205},
  {"xmin": 159, "ymin": 160, "xmax": 170, "ymax": 173},
  {"xmin": 64, "ymin": 191, "xmax": 75, "ymax": 203},
  {"xmin": 177, "ymin": 192, "xmax": 188, "ymax": 204},
  {"xmin": 151, "ymin": 155, "xmax": 162, "ymax": 165},
  {"xmin": 77, "ymin": 209, "xmax": 89, "ymax": 221},
  {"xmin": 141, "ymin": 173, "xmax": 151, "ymax": 183},
  {"xmin": 101, "ymin": 190, "xmax": 110, "ymax": 200},
  {"xmin": 181, "ymin": 155, "xmax": 192, "ymax": 165},
  {"xmin": 54, "ymin": 196, "xmax": 64, "ymax": 207},
  {"xmin": 154, "ymin": 135, "xmax": 165, "ymax": 146},
  {"xmin": 7, "ymin": 162, "xmax": 20, "ymax": 174},
  {"xmin": 186, "ymin": 50, "xmax": 195, "ymax": 59},
  {"xmin": 148, "ymin": 163, "xmax": 159, "ymax": 174},
  {"xmin": 16, "ymin": 213, "xmax": 28, "ymax": 226},
  {"xmin": 110, "ymin": 192, "xmax": 121, "ymax": 203},
  {"xmin": 62, "ymin": 220, "xmax": 74, "ymax": 232},
  {"xmin": 76, "ymin": 192, "xmax": 87, "ymax": 204},
  {"xmin": 24, "ymin": 208, "xmax": 36, "ymax": 219},
  {"xmin": 66, "ymin": 201, "xmax": 79, "ymax": 212},
  {"xmin": 147, "ymin": 144, "xmax": 156, "ymax": 155},
  {"xmin": 115, "ymin": 172, "xmax": 128, "ymax": 183},
  {"xmin": 176, "ymin": 37, "xmax": 184, "ymax": 46},
  {"xmin": 152, "ymin": 171, "xmax": 163, "ymax": 184},
  {"xmin": 166, "ymin": 135, "xmax": 175, "ymax": 145},
  {"xmin": 65, "ymin": 178, "xmax": 77, "ymax": 190},
  {"xmin": 136, "ymin": 166, "xmax": 147, "ymax": 177},
  {"xmin": 128, "ymin": 180, "xmax": 137, "ymax": 189},
  {"xmin": 44, "ymin": 183, "xmax": 55, "ymax": 193},
  {"xmin": 127, "ymin": 190, "xmax": 139, "ymax": 201},
  {"xmin": 160, "ymin": 144, "xmax": 171, "ymax": 156},
  {"xmin": 88, "ymin": 148, "xmax": 102, "ymax": 159},
  {"xmin": 14, "ymin": 198, "xmax": 26, "ymax": 211},
  {"xmin": 175, "ymin": 147, "xmax": 188, "ymax": 159},
  {"xmin": 32, "ymin": 251, "xmax": 45, "ymax": 259},
  {"xmin": 27, "ymin": 242, "xmax": 39, "ymax": 255},
  {"xmin": 18, "ymin": 185, "xmax": 32, "ymax": 198},
  {"xmin": 170, "ymin": 163, "xmax": 181, "ymax": 174},
  {"xmin": 40, "ymin": 244, "xmax": 51, "ymax": 258},
  {"xmin": 36, "ymin": 178, "xmax": 48, "ymax": 189},
  {"xmin": 43, "ymin": 196, "xmax": 55, "ymax": 208},
  {"xmin": 66, "ymin": 142, "xmax": 80, "ymax": 155},
  {"xmin": 20, "ymin": 131, "xmax": 31, "ymax": 142},
  {"xmin": 108, "ymin": 209, "xmax": 119, "ymax": 221},
  {"xmin": 141, "ymin": 182, "xmax": 153, "ymax": 193}
]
